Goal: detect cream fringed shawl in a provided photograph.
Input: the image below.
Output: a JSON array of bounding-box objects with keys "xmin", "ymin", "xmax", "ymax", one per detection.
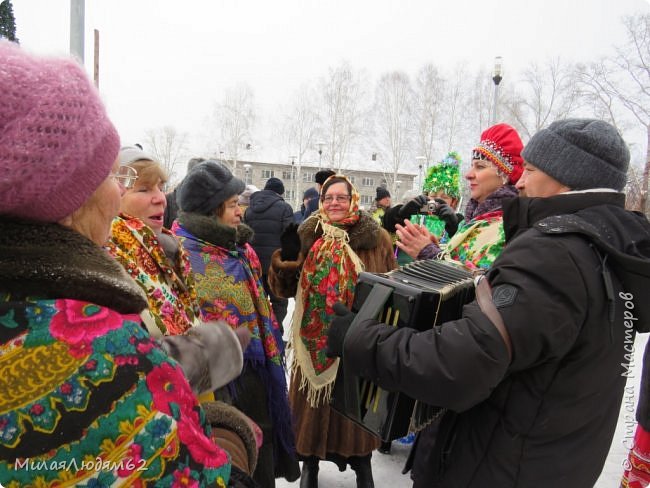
[{"xmin": 288, "ymin": 219, "xmax": 364, "ymax": 408}]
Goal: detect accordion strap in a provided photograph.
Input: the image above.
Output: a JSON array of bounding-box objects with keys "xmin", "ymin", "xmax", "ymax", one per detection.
[{"xmin": 475, "ymin": 276, "xmax": 512, "ymax": 361}]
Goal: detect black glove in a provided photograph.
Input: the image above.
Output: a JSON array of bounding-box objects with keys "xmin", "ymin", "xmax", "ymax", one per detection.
[
  {"xmin": 399, "ymin": 195, "xmax": 429, "ymax": 218},
  {"xmin": 433, "ymin": 199, "xmax": 461, "ymax": 236},
  {"xmin": 382, "ymin": 205, "xmax": 402, "ymax": 233},
  {"xmin": 280, "ymin": 223, "xmax": 301, "ymax": 261},
  {"xmin": 326, "ymin": 302, "xmax": 356, "ymax": 358}
]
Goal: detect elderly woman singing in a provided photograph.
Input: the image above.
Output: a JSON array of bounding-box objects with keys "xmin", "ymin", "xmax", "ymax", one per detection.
[{"xmin": 0, "ymin": 42, "xmax": 233, "ymax": 487}]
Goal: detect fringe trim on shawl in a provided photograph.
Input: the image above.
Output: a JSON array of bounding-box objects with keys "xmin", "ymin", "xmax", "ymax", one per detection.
[{"xmin": 288, "ymin": 220, "xmax": 364, "ymax": 408}]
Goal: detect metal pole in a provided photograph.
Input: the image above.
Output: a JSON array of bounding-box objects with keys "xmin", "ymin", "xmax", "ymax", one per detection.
[
  {"xmin": 491, "ymin": 56, "xmax": 503, "ymax": 125},
  {"xmin": 491, "ymin": 83, "xmax": 501, "ymax": 125},
  {"xmin": 93, "ymin": 29, "xmax": 99, "ymax": 88},
  {"xmin": 70, "ymin": 0, "xmax": 85, "ymax": 62}
]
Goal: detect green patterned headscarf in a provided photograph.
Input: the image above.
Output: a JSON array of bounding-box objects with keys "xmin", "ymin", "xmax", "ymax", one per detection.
[{"xmin": 422, "ymin": 152, "xmax": 461, "ymax": 199}]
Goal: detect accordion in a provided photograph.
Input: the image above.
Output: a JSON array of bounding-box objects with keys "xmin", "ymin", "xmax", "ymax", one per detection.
[{"xmin": 331, "ymin": 258, "xmax": 475, "ymax": 441}]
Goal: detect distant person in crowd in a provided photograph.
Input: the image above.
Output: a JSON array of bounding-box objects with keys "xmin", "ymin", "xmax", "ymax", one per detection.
[
  {"xmin": 294, "ymin": 187, "xmax": 320, "ymax": 224},
  {"xmin": 239, "ymin": 184, "xmax": 259, "ymax": 216},
  {"xmin": 303, "ymin": 169, "xmax": 336, "ymax": 220},
  {"xmin": 269, "ymin": 174, "xmax": 396, "ymax": 488},
  {"xmin": 382, "ymin": 152, "xmax": 464, "ymax": 266},
  {"xmin": 414, "ymin": 151, "xmax": 463, "ymax": 239},
  {"xmin": 106, "ymin": 146, "xmax": 260, "ymax": 482},
  {"xmin": 0, "ymin": 41, "xmax": 232, "ymax": 487},
  {"xmin": 245, "ymin": 177, "xmax": 294, "ymax": 328},
  {"xmin": 396, "ymin": 123, "xmax": 524, "ymax": 271},
  {"xmin": 369, "ymin": 186, "xmax": 392, "ymax": 225},
  {"xmin": 174, "ymin": 161, "xmax": 300, "ymax": 487},
  {"xmin": 328, "ymin": 118, "xmax": 650, "ymax": 487},
  {"xmin": 163, "ymin": 156, "xmax": 205, "ymax": 228}
]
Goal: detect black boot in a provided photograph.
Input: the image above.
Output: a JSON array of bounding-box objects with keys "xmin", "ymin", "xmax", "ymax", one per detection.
[
  {"xmin": 350, "ymin": 454, "xmax": 375, "ymax": 488},
  {"xmin": 378, "ymin": 440, "xmax": 392, "ymax": 454},
  {"xmin": 299, "ymin": 457, "xmax": 319, "ymax": 488}
]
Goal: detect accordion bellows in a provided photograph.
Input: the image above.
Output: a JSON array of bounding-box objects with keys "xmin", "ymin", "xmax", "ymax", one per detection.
[{"xmin": 332, "ymin": 259, "xmax": 475, "ymax": 441}]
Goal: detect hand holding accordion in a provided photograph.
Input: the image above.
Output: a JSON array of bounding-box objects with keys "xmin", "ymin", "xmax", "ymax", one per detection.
[{"xmin": 330, "ymin": 259, "xmax": 475, "ymax": 441}]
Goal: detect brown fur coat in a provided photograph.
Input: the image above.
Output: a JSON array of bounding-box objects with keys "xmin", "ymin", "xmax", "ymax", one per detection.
[{"xmin": 268, "ymin": 211, "xmax": 396, "ymax": 298}]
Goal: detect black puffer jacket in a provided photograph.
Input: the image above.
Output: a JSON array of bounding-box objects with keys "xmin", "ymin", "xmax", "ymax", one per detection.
[
  {"xmin": 244, "ymin": 190, "xmax": 294, "ymax": 273},
  {"xmin": 343, "ymin": 192, "xmax": 650, "ymax": 487}
]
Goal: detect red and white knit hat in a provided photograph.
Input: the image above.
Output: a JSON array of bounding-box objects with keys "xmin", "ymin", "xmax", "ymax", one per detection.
[{"xmin": 472, "ymin": 123, "xmax": 524, "ymax": 184}]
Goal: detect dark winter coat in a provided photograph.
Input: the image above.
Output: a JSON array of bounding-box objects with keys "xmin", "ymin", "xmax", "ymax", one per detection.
[
  {"xmin": 244, "ymin": 189, "xmax": 294, "ymax": 273},
  {"xmin": 342, "ymin": 192, "xmax": 650, "ymax": 487},
  {"xmin": 302, "ymin": 190, "xmax": 320, "ymax": 221}
]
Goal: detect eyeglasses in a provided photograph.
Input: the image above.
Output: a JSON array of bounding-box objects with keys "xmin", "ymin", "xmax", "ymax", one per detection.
[
  {"xmin": 322, "ymin": 194, "xmax": 351, "ymax": 204},
  {"xmin": 111, "ymin": 165, "xmax": 138, "ymax": 189}
]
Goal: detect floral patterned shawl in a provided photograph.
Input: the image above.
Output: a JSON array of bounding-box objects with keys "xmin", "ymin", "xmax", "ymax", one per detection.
[
  {"xmin": 172, "ymin": 216, "xmax": 294, "ymax": 457},
  {"xmin": 440, "ymin": 185, "xmax": 518, "ymax": 271},
  {"xmin": 0, "ymin": 297, "xmax": 230, "ymax": 487},
  {"xmin": 291, "ymin": 175, "xmax": 365, "ymax": 407},
  {"xmin": 0, "ymin": 216, "xmax": 230, "ymax": 486},
  {"xmin": 106, "ymin": 214, "xmax": 199, "ymax": 336}
]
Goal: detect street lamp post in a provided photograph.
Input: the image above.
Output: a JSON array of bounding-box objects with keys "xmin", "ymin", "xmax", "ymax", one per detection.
[
  {"xmin": 243, "ymin": 163, "xmax": 251, "ymax": 185},
  {"xmin": 316, "ymin": 142, "xmax": 325, "ymax": 170},
  {"xmin": 491, "ymin": 56, "xmax": 503, "ymax": 125},
  {"xmin": 416, "ymin": 156, "xmax": 427, "ymax": 190},
  {"xmin": 395, "ymin": 180, "xmax": 402, "ymax": 202},
  {"xmin": 290, "ymin": 156, "xmax": 298, "ymax": 209}
]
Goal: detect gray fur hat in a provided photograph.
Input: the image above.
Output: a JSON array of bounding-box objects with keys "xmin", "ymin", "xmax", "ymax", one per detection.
[
  {"xmin": 177, "ymin": 160, "xmax": 245, "ymax": 215},
  {"xmin": 521, "ymin": 118, "xmax": 630, "ymax": 191}
]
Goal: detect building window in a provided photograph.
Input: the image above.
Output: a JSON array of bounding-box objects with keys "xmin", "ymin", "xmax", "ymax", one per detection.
[
  {"xmin": 262, "ymin": 169, "xmax": 275, "ymax": 179},
  {"xmin": 285, "ymin": 190, "xmax": 295, "ymax": 203},
  {"xmin": 303, "ymin": 172, "xmax": 314, "ymax": 183},
  {"xmin": 348, "ymin": 175, "xmax": 355, "ymax": 184},
  {"xmin": 361, "ymin": 177, "xmax": 374, "ymax": 187},
  {"xmin": 282, "ymin": 170, "xmax": 293, "ymax": 180},
  {"xmin": 361, "ymin": 195, "xmax": 374, "ymax": 205}
]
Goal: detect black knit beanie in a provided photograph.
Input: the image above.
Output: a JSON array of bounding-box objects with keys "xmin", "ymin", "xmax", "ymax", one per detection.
[
  {"xmin": 521, "ymin": 118, "xmax": 630, "ymax": 191},
  {"xmin": 176, "ymin": 160, "xmax": 245, "ymax": 215},
  {"xmin": 264, "ymin": 177, "xmax": 285, "ymax": 195},
  {"xmin": 376, "ymin": 187, "xmax": 391, "ymax": 201}
]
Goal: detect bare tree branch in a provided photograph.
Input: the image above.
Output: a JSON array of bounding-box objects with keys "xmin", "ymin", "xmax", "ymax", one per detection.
[{"xmin": 144, "ymin": 126, "xmax": 189, "ymax": 183}]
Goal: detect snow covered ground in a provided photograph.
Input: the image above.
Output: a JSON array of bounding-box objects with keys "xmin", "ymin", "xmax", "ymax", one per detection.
[{"xmin": 277, "ymin": 299, "xmax": 648, "ymax": 487}]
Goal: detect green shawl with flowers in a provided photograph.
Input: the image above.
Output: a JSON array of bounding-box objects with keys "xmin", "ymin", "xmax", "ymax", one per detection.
[{"xmin": 290, "ymin": 176, "xmax": 365, "ymax": 407}]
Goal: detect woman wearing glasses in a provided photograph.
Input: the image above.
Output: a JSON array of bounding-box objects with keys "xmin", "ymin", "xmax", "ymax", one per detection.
[
  {"xmin": 0, "ymin": 42, "xmax": 232, "ymax": 487},
  {"xmin": 268, "ymin": 175, "xmax": 396, "ymax": 488},
  {"xmin": 106, "ymin": 146, "xmax": 203, "ymax": 337},
  {"xmin": 106, "ymin": 148, "xmax": 262, "ymax": 483}
]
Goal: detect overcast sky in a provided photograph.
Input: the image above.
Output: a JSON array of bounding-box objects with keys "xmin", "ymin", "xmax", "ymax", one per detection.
[{"xmin": 11, "ymin": 0, "xmax": 650, "ymax": 168}]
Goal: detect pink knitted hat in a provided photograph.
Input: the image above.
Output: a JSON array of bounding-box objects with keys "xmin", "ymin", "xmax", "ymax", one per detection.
[{"xmin": 0, "ymin": 41, "xmax": 120, "ymax": 222}]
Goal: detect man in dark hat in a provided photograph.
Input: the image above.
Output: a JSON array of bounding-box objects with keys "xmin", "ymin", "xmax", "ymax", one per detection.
[
  {"xmin": 303, "ymin": 169, "xmax": 336, "ymax": 221},
  {"xmin": 328, "ymin": 119, "xmax": 650, "ymax": 487},
  {"xmin": 370, "ymin": 186, "xmax": 392, "ymax": 225},
  {"xmin": 245, "ymin": 177, "xmax": 294, "ymax": 327}
]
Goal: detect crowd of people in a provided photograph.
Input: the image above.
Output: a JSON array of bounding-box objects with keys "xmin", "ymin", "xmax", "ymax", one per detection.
[{"xmin": 2, "ymin": 40, "xmax": 650, "ymax": 488}]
